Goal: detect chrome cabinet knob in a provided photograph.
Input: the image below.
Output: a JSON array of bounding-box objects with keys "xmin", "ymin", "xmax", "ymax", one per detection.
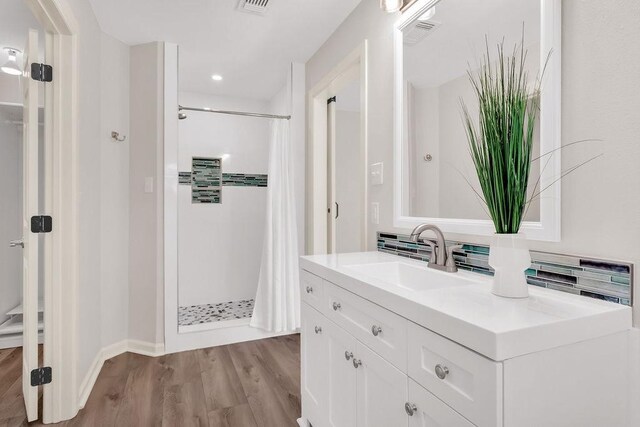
[
  {"xmin": 344, "ymin": 351, "xmax": 353, "ymax": 361},
  {"xmin": 435, "ymin": 364, "xmax": 449, "ymax": 380},
  {"xmin": 405, "ymin": 402, "xmax": 418, "ymax": 416},
  {"xmin": 306, "ymin": 286, "xmax": 313, "ymax": 294},
  {"xmin": 314, "ymin": 326, "xmax": 322, "ymax": 334},
  {"xmin": 352, "ymin": 358, "xmax": 362, "ymax": 369},
  {"xmin": 332, "ymin": 302, "xmax": 341, "ymax": 311},
  {"xmin": 371, "ymin": 325, "xmax": 383, "ymax": 336},
  {"xmin": 9, "ymin": 239, "xmax": 24, "ymax": 248}
]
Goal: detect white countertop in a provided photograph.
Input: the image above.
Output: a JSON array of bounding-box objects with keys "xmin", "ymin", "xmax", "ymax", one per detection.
[{"xmin": 300, "ymin": 251, "xmax": 633, "ymax": 361}]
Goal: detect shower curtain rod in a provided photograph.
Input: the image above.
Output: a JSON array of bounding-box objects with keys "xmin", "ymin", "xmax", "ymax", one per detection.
[{"xmin": 179, "ymin": 105, "xmax": 291, "ymax": 120}]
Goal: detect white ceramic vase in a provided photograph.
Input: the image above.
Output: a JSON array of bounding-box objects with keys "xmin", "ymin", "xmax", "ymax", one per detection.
[{"xmin": 488, "ymin": 233, "xmax": 531, "ymax": 298}]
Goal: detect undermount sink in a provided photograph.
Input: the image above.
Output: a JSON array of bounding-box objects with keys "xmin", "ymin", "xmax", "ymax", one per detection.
[{"xmin": 344, "ymin": 261, "xmax": 479, "ymax": 292}]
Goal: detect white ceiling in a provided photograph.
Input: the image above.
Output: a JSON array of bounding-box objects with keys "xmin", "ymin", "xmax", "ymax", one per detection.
[
  {"xmin": 404, "ymin": 0, "xmax": 540, "ymax": 88},
  {"xmin": 89, "ymin": 0, "xmax": 363, "ymax": 100}
]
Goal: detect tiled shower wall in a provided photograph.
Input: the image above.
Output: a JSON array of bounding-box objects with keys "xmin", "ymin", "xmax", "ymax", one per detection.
[{"xmin": 377, "ymin": 232, "xmax": 633, "ymax": 306}]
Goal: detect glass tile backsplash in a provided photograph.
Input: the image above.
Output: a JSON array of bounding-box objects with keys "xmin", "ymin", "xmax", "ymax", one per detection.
[
  {"xmin": 180, "ymin": 164, "xmax": 268, "ymax": 204},
  {"xmin": 191, "ymin": 157, "xmax": 222, "ymax": 204},
  {"xmin": 377, "ymin": 232, "xmax": 633, "ymax": 306}
]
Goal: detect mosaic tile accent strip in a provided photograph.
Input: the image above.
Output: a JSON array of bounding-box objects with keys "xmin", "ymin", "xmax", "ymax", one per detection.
[
  {"xmin": 377, "ymin": 232, "xmax": 633, "ymax": 306},
  {"xmin": 192, "ymin": 157, "xmax": 222, "ymax": 204},
  {"xmin": 179, "ymin": 299, "xmax": 255, "ymax": 326},
  {"xmin": 222, "ymin": 173, "xmax": 268, "ymax": 187},
  {"xmin": 178, "ymin": 172, "xmax": 192, "ymax": 185}
]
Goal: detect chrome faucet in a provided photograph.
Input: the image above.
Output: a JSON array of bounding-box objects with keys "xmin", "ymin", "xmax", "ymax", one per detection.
[{"xmin": 409, "ymin": 224, "xmax": 459, "ymax": 273}]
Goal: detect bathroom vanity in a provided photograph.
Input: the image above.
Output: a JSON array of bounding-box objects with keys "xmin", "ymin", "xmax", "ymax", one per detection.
[{"xmin": 299, "ymin": 252, "xmax": 633, "ymax": 427}]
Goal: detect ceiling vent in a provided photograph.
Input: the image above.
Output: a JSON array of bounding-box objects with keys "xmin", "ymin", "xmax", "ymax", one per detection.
[
  {"xmin": 238, "ymin": 0, "xmax": 270, "ymax": 15},
  {"xmin": 404, "ymin": 20, "xmax": 441, "ymax": 45}
]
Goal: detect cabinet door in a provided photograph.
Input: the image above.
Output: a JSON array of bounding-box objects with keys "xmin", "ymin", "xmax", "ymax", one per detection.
[
  {"xmin": 355, "ymin": 342, "xmax": 408, "ymax": 427},
  {"xmin": 325, "ymin": 320, "xmax": 358, "ymax": 427},
  {"xmin": 301, "ymin": 303, "xmax": 328, "ymax": 426},
  {"xmin": 407, "ymin": 379, "xmax": 474, "ymax": 427}
]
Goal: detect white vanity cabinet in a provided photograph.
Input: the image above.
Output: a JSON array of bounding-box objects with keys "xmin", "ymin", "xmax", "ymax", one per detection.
[
  {"xmin": 300, "ymin": 257, "xmax": 632, "ymax": 427},
  {"xmin": 300, "ymin": 271, "xmax": 487, "ymax": 427}
]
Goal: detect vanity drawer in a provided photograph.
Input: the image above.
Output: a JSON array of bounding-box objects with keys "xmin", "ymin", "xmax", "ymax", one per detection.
[
  {"xmin": 323, "ymin": 281, "xmax": 407, "ymax": 372},
  {"xmin": 300, "ymin": 269, "xmax": 324, "ymax": 311},
  {"xmin": 408, "ymin": 322, "xmax": 502, "ymax": 427}
]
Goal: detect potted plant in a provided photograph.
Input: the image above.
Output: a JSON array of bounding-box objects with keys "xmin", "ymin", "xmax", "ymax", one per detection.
[{"xmin": 461, "ymin": 40, "xmax": 544, "ymax": 298}]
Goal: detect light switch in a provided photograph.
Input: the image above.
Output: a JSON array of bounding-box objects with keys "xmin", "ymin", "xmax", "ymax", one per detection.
[
  {"xmin": 144, "ymin": 177, "xmax": 154, "ymax": 193},
  {"xmin": 370, "ymin": 162, "xmax": 384, "ymax": 186},
  {"xmin": 371, "ymin": 202, "xmax": 380, "ymax": 225}
]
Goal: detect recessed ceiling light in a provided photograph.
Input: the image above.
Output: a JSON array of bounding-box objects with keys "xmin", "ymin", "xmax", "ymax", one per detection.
[
  {"xmin": 211, "ymin": 74, "xmax": 223, "ymax": 81},
  {"xmin": 1, "ymin": 48, "xmax": 22, "ymax": 76}
]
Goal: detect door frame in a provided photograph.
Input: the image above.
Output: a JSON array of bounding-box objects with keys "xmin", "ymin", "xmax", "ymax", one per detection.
[
  {"xmin": 25, "ymin": 0, "xmax": 79, "ymax": 422},
  {"xmin": 307, "ymin": 41, "xmax": 369, "ymax": 255}
]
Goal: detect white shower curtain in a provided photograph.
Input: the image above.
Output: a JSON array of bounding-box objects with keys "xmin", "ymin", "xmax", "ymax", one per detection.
[{"xmin": 250, "ymin": 119, "xmax": 300, "ymax": 332}]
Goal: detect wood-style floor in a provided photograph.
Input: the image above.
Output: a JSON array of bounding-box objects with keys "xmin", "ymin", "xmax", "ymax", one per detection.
[{"xmin": 0, "ymin": 334, "xmax": 301, "ymax": 427}]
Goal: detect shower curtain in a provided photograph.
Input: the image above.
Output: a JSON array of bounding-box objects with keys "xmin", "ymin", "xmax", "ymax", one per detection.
[{"xmin": 250, "ymin": 119, "xmax": 300, "ymax": 332}]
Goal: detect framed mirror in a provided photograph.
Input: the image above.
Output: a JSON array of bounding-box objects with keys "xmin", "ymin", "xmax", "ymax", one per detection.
[{"xmin": 393, "ymin": 0, "xmax": 561, "ymax": 241}]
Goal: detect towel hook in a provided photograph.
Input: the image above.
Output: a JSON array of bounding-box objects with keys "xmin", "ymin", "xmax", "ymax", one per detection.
[{"xmin": 111, "ymin": 131, "xmax": 126, "ymax": 142}]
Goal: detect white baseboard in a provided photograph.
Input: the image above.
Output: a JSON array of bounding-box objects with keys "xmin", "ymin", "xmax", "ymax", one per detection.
[{"xmin": 77, "ymin": 339, "xmax": 165, "ymax": 409}]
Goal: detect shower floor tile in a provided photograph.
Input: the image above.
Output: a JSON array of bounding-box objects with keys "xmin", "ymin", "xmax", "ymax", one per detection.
[{"xmin": 178, "ymin": 299, "xmax": 255, "ymax": 326}]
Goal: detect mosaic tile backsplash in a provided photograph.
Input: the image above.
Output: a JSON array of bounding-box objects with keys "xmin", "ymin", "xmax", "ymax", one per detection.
[
  {"xmin": 191, "ymin": 157, "xmax": 222, "ymax": 204},
  {"xmin": 180, "ymin": 163, "xmax": 268, "ymax": 204},
  {"xmin": 222, "ymin": 173, "xmax": 268, "ymax": 187},
  {"xmin": 377, "ymin": 232, "xmax": 633, "ymax": 306}
]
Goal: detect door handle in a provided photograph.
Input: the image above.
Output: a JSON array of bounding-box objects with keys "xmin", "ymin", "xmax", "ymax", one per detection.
[
  {"xmin": 335, "ymin": 202, "xmax": 339, "ymax": 219},
  {"xmin": 9, "ymin": 239, "xmax": 24, "ymax": 248}
]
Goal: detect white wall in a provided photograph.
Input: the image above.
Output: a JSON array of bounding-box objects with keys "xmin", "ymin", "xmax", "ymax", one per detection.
[
  {"xmin": 177, "ymin": 92, "xmax": 270, "ymax": 307},
  {"xmin": 0, "ymin": 109, "xmax": 22, "ymax": 323},
  {"xmin": 59, "ymin": 0, "xmax": 133, "ymax": 393},
  {"xmin": 129, "ymin": 42, "xmax": 164, "ymax": 345},
  {"xmin": 306, "ymin": 0, "xmax": 640, "ymax": 325},
  {"xmin": 99, "ymin": 33, "xmax": 130, "ymax": 348}
]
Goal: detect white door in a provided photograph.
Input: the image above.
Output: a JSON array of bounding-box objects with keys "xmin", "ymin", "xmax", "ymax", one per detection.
[
  {"xmin": 407, "ymin": 379, "xmax": 474, "ymax": 427},
  {"xmin": 355, "ymin": 342, "xmax": 408, "ymax": 427},
  {"xmin": 333, "ymin": 80, "xmax": 363, "ymax": 254},
  {"xmin": 301, "ymin": 303, "xmax": 328, "ymax": 426},
  {"xmin": 325, "ymin": 320, "xmax": 357, "ymax": 427},
  {"xmin": 22, "ymin": 28, "xmax": 41, "ymax": 423}
]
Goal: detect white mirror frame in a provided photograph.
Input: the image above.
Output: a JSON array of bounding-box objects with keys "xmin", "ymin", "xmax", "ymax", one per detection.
[{"xmin": 393, "ymin": 0, "xmax": 562, "ymax": 241}]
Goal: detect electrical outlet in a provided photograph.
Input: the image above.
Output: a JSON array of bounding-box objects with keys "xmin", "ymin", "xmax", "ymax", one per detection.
[
  {"xmin": 144, "ymin": 177, "xmax": 154, "ymax": 193},
  {"xmin": 371, "ymin": 202, "xmax": 380, "ymax": 225}
]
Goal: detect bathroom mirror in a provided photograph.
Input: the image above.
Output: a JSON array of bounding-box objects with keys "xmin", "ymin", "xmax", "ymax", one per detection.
[{"xmin": 393, "ymin": 0, "xmax": 561, "ymax": 241}]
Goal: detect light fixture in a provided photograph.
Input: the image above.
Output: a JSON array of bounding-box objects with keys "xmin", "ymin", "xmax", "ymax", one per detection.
[
  {"xmin": 211, "ymin": 74, "xmax": 223, "ymax": 81},
  {"xmin": 418, "ymin": 7, "xmax": 435, "ymax": 22},
  {"xmin": 1, "ymin": 48, "xmax": 22, "ymax": 76},
  {"xmin": 380, "ymin": 0, "xmax": 403, "ymax": 13}
]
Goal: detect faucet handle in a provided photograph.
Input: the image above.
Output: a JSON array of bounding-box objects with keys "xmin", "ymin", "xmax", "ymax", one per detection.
[
  {"xmin": 446, "ymin": 245, "xmax": 463, "ymax": 268},
  {"xmin": 420, "ymin": 239, "xmax": 438, "ymax": 264}
]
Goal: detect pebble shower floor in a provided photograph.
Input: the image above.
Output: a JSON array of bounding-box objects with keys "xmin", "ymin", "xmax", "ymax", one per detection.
[{"xmin": 178, "ymin": 299, "xmax": 255, "ymax": 326}]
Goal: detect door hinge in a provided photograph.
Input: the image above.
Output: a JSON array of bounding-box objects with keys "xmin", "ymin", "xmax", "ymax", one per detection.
[
  {"xmin": 31, "ymin": 367, "xmax": 52, "ymax": 386},
  {"xmin": 31, "ymin": 215, "xmax": 52, "ymax": 233},
  {"xmin": 327, "ymin": 96, "xmax": 336, "ymax": 104},
  {"xmin": 31, "ymin": 63, "xmax": 53, "ymax": 82}
]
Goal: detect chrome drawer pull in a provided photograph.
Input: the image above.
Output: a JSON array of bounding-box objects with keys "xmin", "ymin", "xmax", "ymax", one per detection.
[
  {"xmin": 352, "ymin": 358, "xmax": 362, "ymax": 369},
  {"xmin": 405, "ymin": 402, "xmax": 417, "ymax": 416},
  {"xmin": 344, "ymin": 351, "xmax": 353, "ymax": 361},
  {"xmin": 371, "ymin": 325, "xmax": 383, "ymax": 336},
  {"xmin": 332, "ymin": 302, "xmax": 341, "ymax": 311},
  {"xmin": 314, "ymin": 326, "xmax": 322, "ymax": 334},
  {"xmin": 306, "ymin": 286, "xmax": 313, "ymax": 294},
  {"xmin": 435, "ymin": 364, "xmax": 449, "ymax": 380}
]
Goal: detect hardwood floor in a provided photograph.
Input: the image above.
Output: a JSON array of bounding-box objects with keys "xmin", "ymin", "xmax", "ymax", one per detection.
[{"xmin": 0, "ymin": 335, "xmax": 301, "ymax": 427}]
